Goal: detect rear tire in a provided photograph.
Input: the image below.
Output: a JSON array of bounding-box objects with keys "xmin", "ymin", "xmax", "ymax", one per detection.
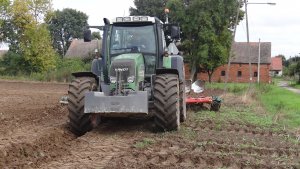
[
  {"xmin": 179, "ymin": 81, "xmax": 187, "ymax": 122},
  {"xmin": 68, "ymin": 78, "xmax": 98, "ymax": 136},
  {"xmin": 153, "ymin": 74, "xmax": 180, "ymax": 131}
]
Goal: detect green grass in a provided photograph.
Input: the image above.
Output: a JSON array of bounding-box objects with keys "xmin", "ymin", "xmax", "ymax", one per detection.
[
  {"xmin": 133, "ymin": 138, "xmax": 155, "ymax": 149},
  {"xmin": 271, "ymin": 77, "xmax": 282, "ymax": 85},
  {"xmin": 290, "ymin": 82, "xmax": 300, "ymax": 89},
  {"xmin": 193, "ymin": 106, "xmax": 275, "ymax": 130},
  {"xmin": 205, "ymin": 82, "xmax": 249, "ymax": 93},
  {"xmin": 202, "ymin": 82, "xmax": 300, "ymax": 130},
  {"xmin": 257, "ymin": 85, "xmax": 300, "ymax": 129}
]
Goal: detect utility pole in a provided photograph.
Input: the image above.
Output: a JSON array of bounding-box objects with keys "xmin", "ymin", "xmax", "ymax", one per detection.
[
  {"xmin": 244, "ymin": 0, "xmax": 252, "ymax": 83},
  {"xmin": 258, "ymin": 38, "xmax": 261, "ymax": 83},
  {"xmin": 244, "ymin": 0, "xmax": 276, "ymax": 84}
]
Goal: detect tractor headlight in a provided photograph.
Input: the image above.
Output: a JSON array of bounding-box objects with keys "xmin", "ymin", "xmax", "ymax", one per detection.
[
  {"xmin": 127, "ymin": 76, "xmax": 135, "ymax": 83},
  {"xmin": 138, "ymin": 65, "xmax": 145, "ymax": 79},
  {"xmin": 110, "ymin": 77, "xmax": 117, "ymax": 84}
]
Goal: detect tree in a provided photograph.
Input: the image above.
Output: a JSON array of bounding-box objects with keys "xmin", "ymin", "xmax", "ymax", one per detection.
[
  {"xmin": 0, "ymin": 0, "xmax": 10, "ymax": 31},
  {"xmin": 0, "ymin": 0, "xmax": 14, "ymax": 47},
  {"xmin": 92, "ymin": 32, "xmax": 101, "ymax": 40},
  {"xmin": 130, "ymin": 0, "xmax": 167, "ymax": 22},
  {"xmin": 296, "ymin": 61, "xmax": 300, "ymax": 83},
  {"xmin": 167, "ymin": 0, "xmax": 243, "ymax": 82},
  {"xmin": 21, "ymin": 24, "xmax": 57, "ymax": 72},
  {"xmin": 1, "ymin": 0, "xmax": 52, "ymax": 52},
  {"xmin": 47, "ymin": 8, "xmax": 88, "ymax": 56},
  {"xmin": 0, "ymin": 0, "xmax": 57, "ymax": 74},
  {"xmin": 287, "ymin": 57, "xmax": 300, "ymax": 83}
]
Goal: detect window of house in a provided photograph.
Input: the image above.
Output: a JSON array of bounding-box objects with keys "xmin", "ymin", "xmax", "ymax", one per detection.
[
  {"xmin": 239, "ymin": 64, "xmax": 242, "ymax": 67},
  {"xmin": 254, "ymin": 72, "xmax": 258, "ymax": 77},
  {"xmin": 237, "ymin": 71, "xmax": 242, "ymax": 77},
  {"xmin": 221, "ymin": 71, "xmax": 226, "ymax": 76}
]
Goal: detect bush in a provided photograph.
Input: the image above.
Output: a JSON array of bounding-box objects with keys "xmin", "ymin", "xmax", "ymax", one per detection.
[
  {"xmin": 256, "ymin": 83, "xmax": 272, "ymax": 93},
  {"xmin": 0, "ymin": 51, "xmax": 30, "ymax": 75},
  {"xmin": 0, "ymin": 53, "xmax": 92, "ymax": 82},
  {"xmin": 36, "ymin": 58, "xmax": 91, "ymax": 82}
]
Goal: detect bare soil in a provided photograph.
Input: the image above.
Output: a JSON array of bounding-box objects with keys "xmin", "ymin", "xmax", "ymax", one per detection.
[{"xmin": 0, "ymin": 80, "xmax": 299, "ymax": 168}]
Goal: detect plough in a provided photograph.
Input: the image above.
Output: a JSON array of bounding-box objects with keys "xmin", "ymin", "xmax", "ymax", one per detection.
[{"xmin": 185, "ymin": 80, "xmax": 222, "ymax": 111}]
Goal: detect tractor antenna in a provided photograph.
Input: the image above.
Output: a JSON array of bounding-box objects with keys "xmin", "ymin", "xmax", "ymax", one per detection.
[{"xmin": 164, "ymin": 8, "xmax": 169, "ymax": 24}]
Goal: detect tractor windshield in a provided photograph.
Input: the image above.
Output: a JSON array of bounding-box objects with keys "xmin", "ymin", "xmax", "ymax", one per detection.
[{"xmin": 110, "ymin": 25, "xmax": 156, "ymax": 55}]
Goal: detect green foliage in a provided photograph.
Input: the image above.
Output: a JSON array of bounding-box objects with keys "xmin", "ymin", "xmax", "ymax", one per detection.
[
  {"xmin": 0, "ymin": 51, "xmax": 30, "ymax": 75},
  {"xmin": 0, "ymin": 0, "xmax": 56, "ymax": 73},
  {"xmin": 47, "ymin": 8, "xmax": 88, "ymax": 56},
  {"xmin": 165, "ymin": 0, "xmax": 242, "ymax": 82},
  {"xmin": 0, "ymin": 54, "xmax": 90, "ymax": 82},
  {"xmin": 130, "ymin": 0, "xmax": 166, "ymax": 22},
  {"xmin": 0, "ymin": 0, "xmax": 10, "ymax": 31},
  {"xmin": 92, "ymin": 32, "xmax": 101, "ymax": 40},
  {"xmin": 30, "ymin": 58, "xmax": 91, "ymax": 82},
  {"xmin": 21, "ymin": 24, "xmax": 57, "ymax": 73},
  {"xmin": 283, "ymin": 56, "xmax": 300, "ymax": 81}
]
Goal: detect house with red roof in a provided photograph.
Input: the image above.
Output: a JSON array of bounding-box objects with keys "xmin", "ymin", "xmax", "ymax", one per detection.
[
  {"xmin": 185, "ymin": 42, "xmax": 272, "ymax": 83},
  {"xmin": 270, "ymin": 56, "xmax": 283, "ymax": 77}
]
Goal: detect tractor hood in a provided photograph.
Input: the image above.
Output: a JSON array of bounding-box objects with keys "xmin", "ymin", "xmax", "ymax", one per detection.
[{"xmin": 109, "ymin": 53, "xmax": 145, "ymax": 92}]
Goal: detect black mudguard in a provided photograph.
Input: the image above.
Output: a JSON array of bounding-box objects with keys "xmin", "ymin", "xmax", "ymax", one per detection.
[
  {"xmin": 72, "ymin": 72, "xmax": 99, "ymax": 84},
  {"xmin": 156, "ymin": 55, "xmax": 185, "ymax": 82}
]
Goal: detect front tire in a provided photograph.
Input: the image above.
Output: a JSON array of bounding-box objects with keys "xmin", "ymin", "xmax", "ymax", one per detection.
[
  {"xmin": 153, "ymin": 74, "xmax": 180, "ymax": 131},
  {"xmin": 67, "ymin": 78, "xmax": 98, "ymax": 136}
]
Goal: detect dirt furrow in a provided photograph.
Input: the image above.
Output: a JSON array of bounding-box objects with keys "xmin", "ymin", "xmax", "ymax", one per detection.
[{"xmin": 1, "ymin": 80, "xmax": 300, "ymax": 168}]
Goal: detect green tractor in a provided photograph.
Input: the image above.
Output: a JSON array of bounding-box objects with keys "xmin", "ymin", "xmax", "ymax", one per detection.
[{"xmin": 68, "ymin": 16, "xmax": 186, "ymax": 136}]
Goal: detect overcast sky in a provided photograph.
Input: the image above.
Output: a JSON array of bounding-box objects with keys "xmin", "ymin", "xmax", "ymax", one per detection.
[{"xmin": 4, "ymin": 0, "xmax": 296, "ymax": 57}]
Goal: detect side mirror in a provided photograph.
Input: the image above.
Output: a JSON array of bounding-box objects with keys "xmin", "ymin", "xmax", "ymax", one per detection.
[
  {"xmin": 84, "ymin": 29, "xmax": 92, "ymax": 42},
  {"xmin": 171, "ymin": 25, "xmax": 180, "ymax": 40}
]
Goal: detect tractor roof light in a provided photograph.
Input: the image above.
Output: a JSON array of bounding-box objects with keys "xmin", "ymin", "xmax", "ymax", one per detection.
[
  {"xmin": 112, "ymin": 16, "xmax": 154, "ymax": 23},
  {"xmin": 116, "ymin": 17, "xmax": 123, "ymax": 22},
  {"xmin": 133, "ymin": 16, "xmax": 140, "ymax": 21},
  {"xmin": 123, "ymin": 17, "xmax": 131, "ymax": 22},
  {"xmin": 140, "ymin": 16, "xmax": 148, "ymax": 21}
]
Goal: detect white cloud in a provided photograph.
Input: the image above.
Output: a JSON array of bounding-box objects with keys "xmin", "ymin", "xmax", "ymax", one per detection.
[
  {"xmin": 52, "ymin": 0, "xmax": 135, "ymax": 26},
  {"xmin": 236, "ymin": 0, "xmax": 300, "ymax": 57}
]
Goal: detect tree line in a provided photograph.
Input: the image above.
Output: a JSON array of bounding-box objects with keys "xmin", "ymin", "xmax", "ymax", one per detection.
[
  {"xmin": 0, "ymin": 0, "xmax": 95, "ymax": 76},
  {"xmin": 280, "ymin": 55, "xmax": 300, "ymax": 83},
  {"xmin": 1, "ymin": 0, "xmax": 243, "ymax": 83}
]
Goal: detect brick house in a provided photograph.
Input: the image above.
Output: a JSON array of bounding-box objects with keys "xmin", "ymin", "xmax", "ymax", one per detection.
[
  {"xmin": 270, "ymin": 56, "xmax": 283, "ymax": 77},
  {"xmin": 185, "ymin": 42, "xmax": 272, "ymax": 83}
]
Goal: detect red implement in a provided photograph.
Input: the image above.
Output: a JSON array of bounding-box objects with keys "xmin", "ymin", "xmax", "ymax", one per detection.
[{"xmin": 186, "ymin": 96, "xmax": 213, "ymax": 104}]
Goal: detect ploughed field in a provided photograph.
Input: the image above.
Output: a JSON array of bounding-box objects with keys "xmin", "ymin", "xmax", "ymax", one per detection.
[{"xmin": 0, "ymin": 80, "xmax": 299, "ymax": 168}]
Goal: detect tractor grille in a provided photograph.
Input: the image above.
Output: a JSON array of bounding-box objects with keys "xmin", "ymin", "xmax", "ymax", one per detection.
[{"xmin": 110, "ymin": 59, "xmax": 135, "ymax": 83}]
